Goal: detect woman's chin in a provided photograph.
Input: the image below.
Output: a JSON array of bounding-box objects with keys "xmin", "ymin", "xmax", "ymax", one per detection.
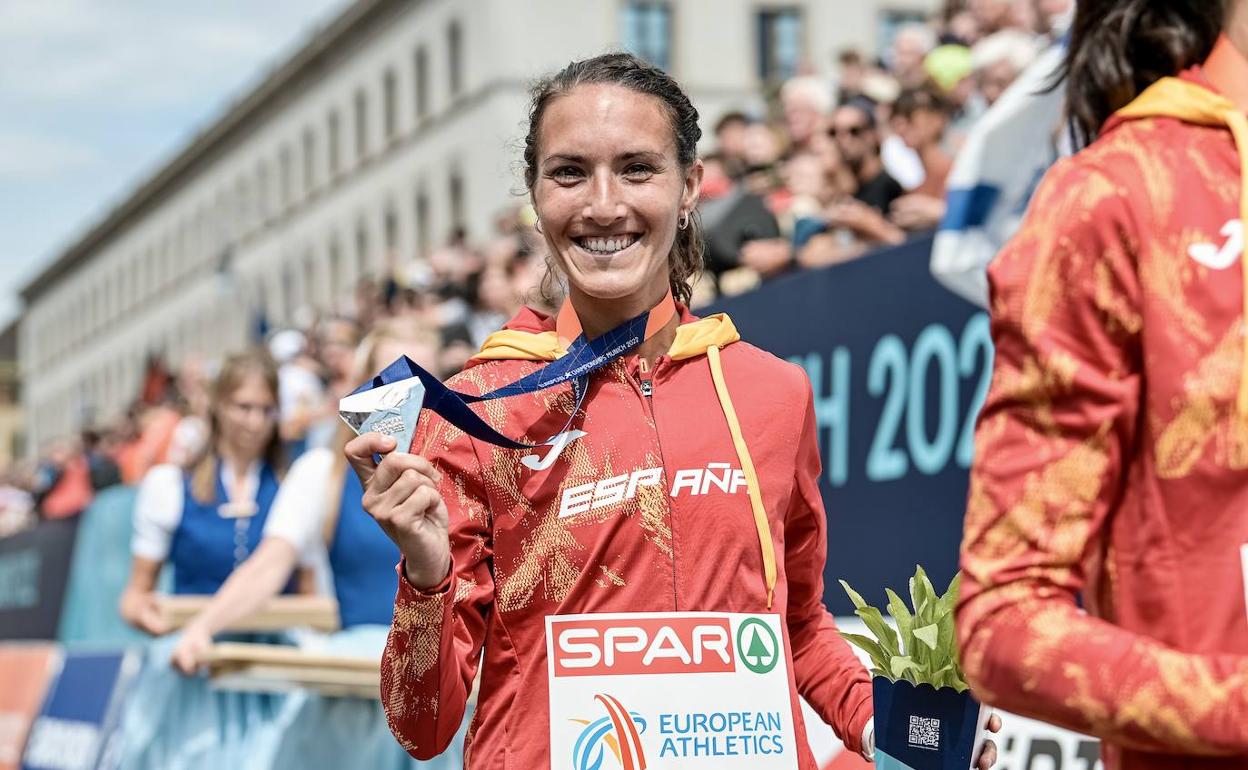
[{"xmin": 569, "ymin": 275, "xmax": 653, "ymax": 303}]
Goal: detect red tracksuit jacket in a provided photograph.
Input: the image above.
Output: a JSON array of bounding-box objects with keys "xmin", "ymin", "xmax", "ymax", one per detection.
[
  {"xmin": 958, "ymin": 41, "xmax": 1248, "ymax": 770},
  {"xmin": 380, "ymin": 305, "xmax": 872, "ymax": 768}
]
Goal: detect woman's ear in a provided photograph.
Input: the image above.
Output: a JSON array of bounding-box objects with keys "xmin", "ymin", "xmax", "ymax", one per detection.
[{"xmin": 681, "ymin": 158, "xmax": 704, "ymax": 214}]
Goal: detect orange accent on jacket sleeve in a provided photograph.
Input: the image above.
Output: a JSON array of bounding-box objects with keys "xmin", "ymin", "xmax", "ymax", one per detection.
[
  {"xmin": 786, "ymin": 384, "xmax": 873, "ymax": 755},
  {"xmin": 380, "ymin": 417, "xmax": 494, "ymax": 760},
  {"xmin": 956, "ymin": 157, "xmax": 1248, "ymax": 755}
]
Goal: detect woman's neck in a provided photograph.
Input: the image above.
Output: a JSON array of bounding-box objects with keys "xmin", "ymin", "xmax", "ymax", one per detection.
[
  {"xmin": 217, "ymin": 443, "xmax": 259, "ymax": 479},
  {"xmin": 568, "ymin": 285, "xmax": 679, "ymax": 367},
  {"xmin": 567, "ymin": 285, "xmax": 665, "ymax": 339}
]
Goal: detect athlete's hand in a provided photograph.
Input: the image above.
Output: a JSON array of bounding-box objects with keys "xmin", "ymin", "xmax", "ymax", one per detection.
[
  {"xmin": 976, "ymin": 713, "xmax": 1003, "ymax": 769},
  {"xmin": 345, "ymin": 432, "xmax": 451, "ymax": 590}
]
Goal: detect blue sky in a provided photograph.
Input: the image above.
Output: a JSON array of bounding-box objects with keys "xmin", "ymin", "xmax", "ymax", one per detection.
[{"xmin": 0, "ymin": 0, "xmax": 352, "ymax": 327}]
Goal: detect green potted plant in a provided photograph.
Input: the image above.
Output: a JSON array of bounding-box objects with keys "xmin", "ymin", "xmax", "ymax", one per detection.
[{"xmin": 839, "ymin": 567, "xmax": 991, "ymax": 770}]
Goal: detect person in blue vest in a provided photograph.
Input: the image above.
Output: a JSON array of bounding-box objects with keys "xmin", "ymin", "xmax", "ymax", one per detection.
[
  {"xmin": 120, "ymin": 349, "xmax": 301, "ymax": 634},
  {"xmin": 169, "ymin": 319, "xmax": 442, "ymax": 670}
]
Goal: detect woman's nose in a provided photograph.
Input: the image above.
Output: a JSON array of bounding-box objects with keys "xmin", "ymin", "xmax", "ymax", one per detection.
[{"xmin": 583, "ymin": 171, "xmax": 625, "ymax": 225}]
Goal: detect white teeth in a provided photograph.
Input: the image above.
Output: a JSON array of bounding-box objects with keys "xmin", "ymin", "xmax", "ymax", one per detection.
[{"xmin": 581, "ymin": 235, "xmax": 636, "ymax": 254}]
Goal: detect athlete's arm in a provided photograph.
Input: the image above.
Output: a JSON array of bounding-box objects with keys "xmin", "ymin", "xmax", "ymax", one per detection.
[
  {"xmin": 957, "ymin": 158, "xmax": 1248, "ymax": 754},
  {"xmin": 784, "ymin": 384, "xmax": 873, "ymax": 755},
  {"xmin": 348, "ymin": 426, "xmax": 493, "ymax": 759}
]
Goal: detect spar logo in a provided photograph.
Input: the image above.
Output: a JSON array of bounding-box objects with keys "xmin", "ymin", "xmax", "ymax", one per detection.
[
  {"xmin": 551, "ymin": 616, "xmax": 782, "ymax": 677},
  {"xmin": 552, "ymin": 616, "xmax": 735, "ymax": 677},
  {"xmin": 571, "ymin": 694, "xmax": 648, "ymax": 770},
  {"xmin": 737, "ymin": 617, "xmax": 779, "ymax": 674}
]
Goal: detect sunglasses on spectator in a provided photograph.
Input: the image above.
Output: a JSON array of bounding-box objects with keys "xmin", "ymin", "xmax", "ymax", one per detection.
[{"xmin": 829, "ymin": 124, "xmax": 868, "ymax": 138}]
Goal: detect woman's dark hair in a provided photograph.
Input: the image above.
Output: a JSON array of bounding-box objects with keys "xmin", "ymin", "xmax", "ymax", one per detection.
[
  {"xmin": 523, "ymin": 52, "xmax": 704, "ymax": 306},
  {"xmin": 1061, "ymin": 0, "xmax": 1224, "ymax": 146}
]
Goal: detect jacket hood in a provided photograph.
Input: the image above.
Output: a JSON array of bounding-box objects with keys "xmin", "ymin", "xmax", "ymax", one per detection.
[
  {"xmin": 1106, "ymin": 40, "xmax": 1248, "ymax": 418},
  {"xmin": 467, "ymin": 303, "xmax": 742, "ymax": 367}
]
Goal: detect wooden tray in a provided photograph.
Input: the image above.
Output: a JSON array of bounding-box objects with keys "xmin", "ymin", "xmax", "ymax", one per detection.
[
  {"xmin": 206, "ymin": 642, "xmax": 380, "ymax": 699},
  {"xmin": 156, "ymin": 594, "xmax": 340, "ymax": 633}
]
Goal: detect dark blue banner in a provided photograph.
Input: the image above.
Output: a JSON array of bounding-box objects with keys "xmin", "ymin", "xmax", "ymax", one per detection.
[
  {"xmin": 0, "ymin": 519, "xmax": 80, "ymax": 641},
  {"xmin": 21, "ymin": 650, "xmax": 138, "ymax": 770},
  {"xmin": 711, "ymin": 236, "xmax": 990, "ymax": 615}
]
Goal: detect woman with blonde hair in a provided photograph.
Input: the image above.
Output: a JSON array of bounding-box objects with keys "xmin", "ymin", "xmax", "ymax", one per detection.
[
  {"xmin": 120, "ymin": 349, "xmax": 295, "ymax": 634},
  {"xmin": 170, "ymin": 319, "xmax": 442, "ymax": 670}
]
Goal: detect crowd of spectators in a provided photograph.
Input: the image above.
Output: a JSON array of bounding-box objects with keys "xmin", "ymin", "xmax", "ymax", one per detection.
[
  {"xmin": 0, "ymin": 0, "xmax": 1072, "ymax": 533},
  {"xmin": 697, "ymin": 0, "xmax": 1070, "ymax": 296}
]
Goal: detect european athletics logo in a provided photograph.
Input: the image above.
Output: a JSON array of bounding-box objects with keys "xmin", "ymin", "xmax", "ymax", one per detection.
[{"xmin": 571, "ymin": 693, "xmax": 649, "ymax": 770}]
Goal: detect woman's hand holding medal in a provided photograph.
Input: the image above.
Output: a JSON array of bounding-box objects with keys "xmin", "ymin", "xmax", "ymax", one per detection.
[{"xmin": 345, "ymin": 432, "xmax": 452, "ymax": 591}]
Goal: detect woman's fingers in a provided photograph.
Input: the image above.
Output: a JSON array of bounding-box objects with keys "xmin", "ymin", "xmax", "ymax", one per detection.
[
  {"xmin": 975, "ymin": 713, "xmax": 1003, "ymax": 769},
  {"xmin": 344, "ymin": 432, "xmax": 397, "ymax": 487},
  {"xmin": 977, "ymin": 739, "xmax": 998, "ymax": 769},
  {"xmin": 368, "ymin": 451, "xmax": 440, "ymax": 494},
  {"xmin": 171, "ymin": 642, "xmax": 197, "ymax": 675},
  {"xmin": 379, "ymin": 485, "xmax": 443, "ymax": 534},
  {"xmin": 140, "ymin": 600, "xmax": 168, "ymax": 636}
]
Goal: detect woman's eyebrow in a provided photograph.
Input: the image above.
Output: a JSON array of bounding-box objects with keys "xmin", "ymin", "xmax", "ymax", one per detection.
[
  {"xmin": 544, "ymin": 153, "xmax": 585, "ymax": 165},
  {"xmin": 618, "ymin": 150, "xmax": 664, "ymax": 162},
  {"xmin": 543, "ymin": 150, "xmax": 664, "ymax": 164}
]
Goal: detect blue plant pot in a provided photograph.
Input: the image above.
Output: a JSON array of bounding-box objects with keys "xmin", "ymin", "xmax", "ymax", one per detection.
[{"xmin": 872, "ymin": 677, "xmax": 989, "ymax": 770}]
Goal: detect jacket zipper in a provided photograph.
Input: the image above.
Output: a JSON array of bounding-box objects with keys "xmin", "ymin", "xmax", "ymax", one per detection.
[{"xmin": 637, "ymin": 357, "xmax": 677, "ymax": 610}]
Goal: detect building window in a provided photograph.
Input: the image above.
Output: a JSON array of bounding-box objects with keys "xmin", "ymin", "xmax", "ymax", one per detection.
[
  {"xmin": 130, "ymin": 257, "xmax": 140, "ymax": 313},
  {"xmin": 757, "ymin": 8, "xmax": 803, "ymax": 83},
  {"xmin": 327, "ymin": 109, "xmax": 341, "ymax": 176},
  {"xmin": 447, "ymin": 21, "xmax": 463, "ymax": 99},
  {"xmin": 384, "ymin": 206, "xmax": 399, "ymax": 259},
  {"xmin": 354, "ymin": 88, "xmax": 369, "ymax": 161},
  {"xmin": 356, "ymin": 221, "xmax": 370, "ymax": 280},
  {"xmin": 302, "ymin": 126, "xmax": 316, "ymax": 193},
  {"xmin": 144, "ymin": 247, "xmax": 155, "ymax": 302},
  {"xmin": 256, "ymin": 160, "xmax": 271, "ymax": 220},
  {"xmin": 383, "ymin": 68, "xmax": 398, "ymax": 141},
  {"xmin": 327, "ymin": 236, "xmax": 342, "ymax": 302},
  {"xmin": 234, "ymin": 178, "xmax": 250, "ymax": 234},
  {"xmin": 448, "ymin": 169, "xmax": 465, "ymax": 238},
  {"xmin": 620, "ymin": 2, "xmax": 672, "ymax": 70},
  {"xmin": 279, "ymin": 144, "xmax": 293, "ymax": 208},
  {"xmin": 304, "ymin": 253, "xmax": 319, "ymax": 308},
  {"xmin": 413, "ymin": 46, "xmax": 429, "ymax": 121},
  {"xmin": 415, "ymin": 187, "xmax": 430, "ymax": 258},
  {"xmin": 281, "ymin": 263, "xmax": 295, "ymax": 321}
]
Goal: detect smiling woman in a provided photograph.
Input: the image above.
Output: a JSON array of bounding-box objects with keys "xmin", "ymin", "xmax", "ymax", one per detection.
[{"xmin": 342, "ymin": 52, "xmax": 997, "ymax": 770}]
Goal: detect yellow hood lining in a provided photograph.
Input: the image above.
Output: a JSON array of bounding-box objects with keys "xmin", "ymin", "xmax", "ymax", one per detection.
[{"xmin": 1113, "ymin": 76, "xmax": 1248, "ymax": 416}]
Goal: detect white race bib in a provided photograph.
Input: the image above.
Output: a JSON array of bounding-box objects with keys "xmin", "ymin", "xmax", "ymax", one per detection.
[{"xmin": 545, "ymin": 612, "xmax": 800, "ymax": 770}]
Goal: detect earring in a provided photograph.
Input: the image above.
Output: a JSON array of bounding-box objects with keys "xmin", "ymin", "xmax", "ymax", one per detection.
[
  {"xmin": 678, "ymin": 211, "xmax": 690, "ymax": 230},
  {"xmin": 534, "ymin": 217, "xmax": 543, "ymax": 234}
]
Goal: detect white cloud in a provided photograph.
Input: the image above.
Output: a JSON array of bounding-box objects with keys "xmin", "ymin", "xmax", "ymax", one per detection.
[
  {"xmin": 0, "ymin": 130, "xmax": 97, "ymax": 179},
  {"xmin": 0, "ymin": 0, "xmax": 352, "ymax": 326},
  {"xmin": 0, "ymin": 0, "xmax": 349, "ymax": 105}
]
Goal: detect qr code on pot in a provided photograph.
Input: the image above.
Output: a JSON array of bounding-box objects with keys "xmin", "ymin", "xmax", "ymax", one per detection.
[{"xmin": 908, "ymin": 715, "xmax": 941, "ymax": 750}]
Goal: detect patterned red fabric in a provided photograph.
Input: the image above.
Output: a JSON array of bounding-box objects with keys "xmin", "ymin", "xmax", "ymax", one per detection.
[
  {"xmin": 380, "ymin": 305, "xmax": 872, "ymax": 768},
  {"xmin": 957, "ymin": 68, "xmax": 1248, "ymax": 769}
]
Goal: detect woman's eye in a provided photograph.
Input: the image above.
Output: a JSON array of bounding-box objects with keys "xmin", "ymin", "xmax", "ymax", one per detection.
[
  {"xmin": 624, "ymin": 164, "xmax": 654, "ymax": 179},
  {"xmin": 550, "ymin": 166, "xmax": 583, "ymax": 182}
]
